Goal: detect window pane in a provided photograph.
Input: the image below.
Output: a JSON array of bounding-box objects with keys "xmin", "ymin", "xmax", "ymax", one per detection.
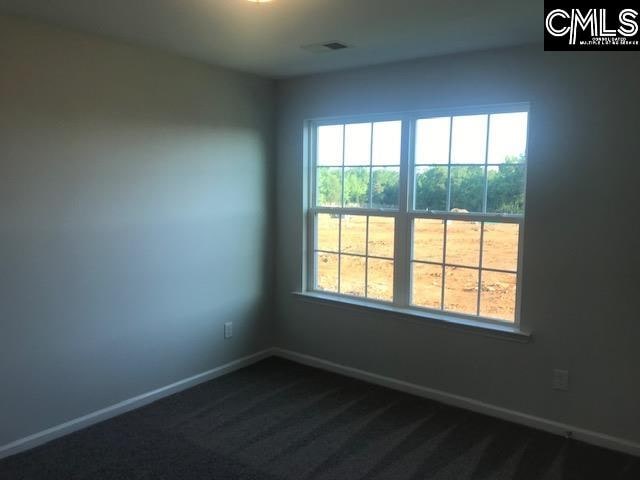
[
  {"xmin": 482, "ymin": 223, "xmax": 519, "ymax": 272},
  {"xmin": 450, "ymin": 165, "xmax": 484, "ymax": 212},
  {"xmin": 412, "ymin": 263, "xmax": 442, "ymax": 309},
  {"xmin": 317, "ymin": 125, "xmax": 343, "ymax": 166},
  {"xmin": 486, "ymin": 164, "xmax": 525, "ymax": 214},
  {"xmin": 415, "ymin": 117, "xmax": 450, "ymax": 165},
  {"xmin": 343, "ymin": 167, "xmax": 370, "ymax": 207},
  {"xmin": 344, "ymin": 123, "xmax": 372, "ymax": 166},
  {"xmin": 341, "ymin": 215, "xmax": 366, "ymax": 255},
  {"xmin": 488, "ymin": 112, "xmax": 528, "ymax": 164},
  {"xmin": 316, "ymin": 167, "xmax": 342, "ymax": 207},
  {"xmin": 372, "ymin": 121, "xmax": 401, "ymax": 165},
  {"xmin": 414, "ymin": 166, "xmax": 447, "ymax": 211},
  {"xmin": 340, "ymin": 255, "xmax": 366, "ymax": 297},
  {"xmin": 317, "ymin": 213, "xmax": 339, "ymax": 252},
  {"xmin": 312, "ymin": 111, "xmax": 525, "ymax": 322},
  {"xmin": 451, "ymin": 115, "xmax": 487, "ymax": 164},
  {"xmin": 316, "ymin": 252, "xmax": 338, "ymax": 292},
  {"xmin": 413, "ymin": 219, "xmax": 444, "ymax": 263},
  {"xmin": 445, "ymin": 220, "xmax": 481, "ymax": 267},
  {"xmin": 367, "ymin": 258, "xmax": 394, "ymax": 302},
  {"xmin": 443, "ymin": 266, "xmax": 478, "ymax": 315},
  {"xmin": 371, "ymin": 167, "xmax": 399, "ymax": 209},
  {"xmin": 480, "ymin": 270, "xmax": 517, "ymax": 322},
  {"xmin": 368, "ymin": 216, "xmax": 394, "ymax": 258}
]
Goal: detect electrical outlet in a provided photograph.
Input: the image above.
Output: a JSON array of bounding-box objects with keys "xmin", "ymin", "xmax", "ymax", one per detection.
[
  {"xmin": 224, "ymin": 322, "xmax": 233, "ymax": 339},
  {"xmin": 552, "ymin": 369, "xmax": 569, "ymax": 391}
]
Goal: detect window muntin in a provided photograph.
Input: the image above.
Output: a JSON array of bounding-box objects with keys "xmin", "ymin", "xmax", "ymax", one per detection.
[
  {"xmin": 314, "ymin": 214, "xmax": 395, "ymax": 302},
  {"xmin": 309, "ymin": 106, "xmax": 528, "ymax": 325},
  {"xmin": 409, "ymin": 219, "xmax": 521, "ymax": 322},
  {"xmin": 413, "ymin": 112, "xmax": 527, "ymax": 215},
  {"xmin": 315, "ymin": 121, "xmax": 401, "ymax": 210}
]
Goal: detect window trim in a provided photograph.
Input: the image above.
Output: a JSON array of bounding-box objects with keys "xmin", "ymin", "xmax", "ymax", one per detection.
[
  {"xmin": 292, "ymin": 291, "xmax": 531, "ymax": 342},
  {"xmin": 304, "ymin": 103, "xmax": 530, "ymax": 331}
]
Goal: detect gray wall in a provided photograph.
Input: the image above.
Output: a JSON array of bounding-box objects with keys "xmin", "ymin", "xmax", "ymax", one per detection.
[
  {"xmin": 275, "ymin": 45, "xmax": 640, "ymax": 444},
  {"xmin": 0, "ymin": 15, "xmax": 274, "ymax": 445},
  {"xmin": 2, "ymin": 12, "xmax": 638, "ymax": 452}
]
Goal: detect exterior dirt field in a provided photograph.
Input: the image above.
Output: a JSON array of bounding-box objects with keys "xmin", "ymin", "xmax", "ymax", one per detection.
[{"xmin": 316, "ymin": 215, "xmax": 519, "ymax": 322}]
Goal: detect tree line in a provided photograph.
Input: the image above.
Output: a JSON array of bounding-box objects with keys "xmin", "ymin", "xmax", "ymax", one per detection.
[{"xmin": 317, "ymin": 155, "xmax": 525, "ymax": 214}]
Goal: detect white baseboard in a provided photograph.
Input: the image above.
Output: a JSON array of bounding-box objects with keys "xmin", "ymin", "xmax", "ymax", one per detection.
[
  {"xmin": 0, "ymin": 349, "xmax": 272, "ymax": 460},
  {"xmin": 272, "ymin": 348, "xmax": 640, "ymax": 458},
  {"xmin": 3, "ymin": 347, "xmax": 638, "ymax": 461}
]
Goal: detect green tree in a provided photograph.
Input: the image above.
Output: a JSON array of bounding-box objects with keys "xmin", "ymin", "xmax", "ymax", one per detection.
[
  {"xmin": 316, "ymin": 154, "xmax": 525, "ymax": 213},
  {"xmin": 487, "ymin": 155, "xmax": 525, "ymax": 214},
  {"xmin": 415, "ymin": 166, "xmax": 447, "ymax": 210},
  {"xmin": 372, "ymin": 169, "xmax": 399, "ymax": 208},
  {"xmin": 317, "ymin": 168, "xmax": 341, "ymax": 206},
  {"xmin": 344, "ymin": 167, "xmax": 369, "ymax": 207},
  {"xmin": 450, "ymin": 166, "xmax": 484, "ymax": 211}
]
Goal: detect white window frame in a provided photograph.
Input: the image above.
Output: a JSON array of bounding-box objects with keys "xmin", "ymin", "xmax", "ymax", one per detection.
[{"xmin": 305, "ymin": 103, "xmax": 529, "ymax": 330}]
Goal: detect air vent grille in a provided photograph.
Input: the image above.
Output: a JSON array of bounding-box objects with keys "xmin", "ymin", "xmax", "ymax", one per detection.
[
  {"xmin": 302, "ymin": 41, "xmax": 351, "ymax": 54},
  {"xmin": 324, "ymin": 42, "xmax": 348, "ymax": 50}
]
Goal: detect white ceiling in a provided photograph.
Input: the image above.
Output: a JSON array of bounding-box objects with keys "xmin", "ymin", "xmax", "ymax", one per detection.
[{"xmin": 0, "ymin": 0, "xmax": 541, "ymax": 78}]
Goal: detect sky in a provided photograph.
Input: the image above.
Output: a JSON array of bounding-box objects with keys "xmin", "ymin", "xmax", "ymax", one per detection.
[{"xmin": 317, "ymin": 112, "xmax": 528, "ymax": 167}]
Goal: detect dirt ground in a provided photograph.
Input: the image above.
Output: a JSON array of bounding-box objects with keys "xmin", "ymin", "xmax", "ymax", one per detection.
[{"xmin": 316, "ymin": 215, "xmax": 518, "ymax": 322}]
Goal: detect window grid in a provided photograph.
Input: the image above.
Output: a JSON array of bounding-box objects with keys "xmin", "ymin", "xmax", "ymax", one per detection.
[
  {"xmin": 337, "ymin": 214, "xmax": 342, "ymax": 293},
  {"xmin": 411, "ymin": 259, "xmax": 517, "ymax": 276},
  {"xmin": 315, "ymin": 122, "xmax": 402, "ymax": 210},
  {"xmin": 308, "ymin": 104, "xmax": 528, "ymax": 327},
  {"xmin": 313, "ymin": 214, "xmax": 395, "ymax": 302},
  {"xmin": 440, "ymin": 217, "xmax": 448, "ymax": 308},
  {"xmin": 477, "ymin": 115, "xmax": 492, "ymax": 315},
  {"xmin": 339, "ymin": 124, "xmax": 345, "ymax": 209},
  {"xmin": 364, "ymin": 216, "xmax": 369, "ymax": 296},
  {"xmin": 413, "ymin": 120, "xmax": 526, "ymax": 214},
  {"xmin": 410, "ymin": 219, "xmax": 519, "ymax": 321}
]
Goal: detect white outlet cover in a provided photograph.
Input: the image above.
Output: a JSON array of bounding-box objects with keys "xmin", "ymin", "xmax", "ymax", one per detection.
[
  {"xmin": 552, "ymin": 369, "xmax": 569, "ymax": 391},
  {"xmin": 224, "ymin": 322, "xmax": 233, "ymax": 339}
]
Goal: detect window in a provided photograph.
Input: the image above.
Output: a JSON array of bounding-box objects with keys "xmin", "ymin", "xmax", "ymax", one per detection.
[{"xmin": 307, "ymin": 105, "xmax": 528, "ymax": 326}]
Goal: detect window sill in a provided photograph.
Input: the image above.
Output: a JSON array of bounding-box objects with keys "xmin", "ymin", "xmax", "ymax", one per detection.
[{"xmin": 291, "ymin": 291, "xmax": 531, "ymax": 343}]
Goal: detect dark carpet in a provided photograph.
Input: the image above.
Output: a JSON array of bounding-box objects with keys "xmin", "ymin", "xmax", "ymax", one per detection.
[{"xmin": 1, "ymin": 357, "xmax": 637, "ymax": 479}]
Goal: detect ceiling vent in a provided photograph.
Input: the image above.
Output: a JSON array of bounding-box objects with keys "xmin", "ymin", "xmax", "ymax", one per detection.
[
  {"xmin": 324, "ymin": 42, "xmax": 349, "ymax": 50},
  {"xmin": 302, "ymin": 41, "xmax": 351, "ymax": 54}
]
